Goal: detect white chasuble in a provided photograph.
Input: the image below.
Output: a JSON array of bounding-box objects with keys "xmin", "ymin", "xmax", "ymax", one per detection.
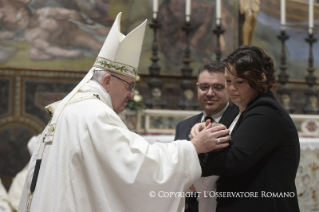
[{"xmin": 18, "ymin": 81, "xmax": 201, "ymax": 212}]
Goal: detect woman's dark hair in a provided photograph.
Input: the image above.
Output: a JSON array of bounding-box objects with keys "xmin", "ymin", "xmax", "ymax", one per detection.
[{"xmin": 223, "ymin": 45, "xmax": 276, "ymax": 94}]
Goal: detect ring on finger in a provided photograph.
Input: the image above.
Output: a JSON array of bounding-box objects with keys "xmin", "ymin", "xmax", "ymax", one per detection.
[{"xmin": 216, "ymin": 138, "xmax": 221, "ymax": 145}]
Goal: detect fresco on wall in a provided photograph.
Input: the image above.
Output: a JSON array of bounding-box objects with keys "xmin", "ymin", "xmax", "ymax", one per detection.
[
  {"xmin": 0, "ymin": 0, "xmax": 113, "ymax": 71},
  {"xmin": 0, "ymin": 0, "xmax": 238, "ymax": 75},
  {"xmin": 0, "ymin": 0, "xmax": 318, "ymax": 79}
]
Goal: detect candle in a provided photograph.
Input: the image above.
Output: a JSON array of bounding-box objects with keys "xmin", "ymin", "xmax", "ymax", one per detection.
[
  {"xmin": 216, "ymin": 0, "xmax": 221, "ymax": 25},
  {"xmin": 280, "ymin": 0, "xmax": 286, "ymax": 30},
  {"xmin": 186, "ymin": 0, "xmax": 191, "ymax": 22},
  {"xmin": 153, "ymin": 0, "xmax": 158, "ymax": 19},
  {"xmin": 309, "ymin": 0, "xmax": 314, "ymax": 34}
]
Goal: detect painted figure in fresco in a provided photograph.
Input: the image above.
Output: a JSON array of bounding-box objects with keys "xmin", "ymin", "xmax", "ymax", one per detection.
[
  {"xmin": 60, "ymin": 0, "xmax": 112, "ymax": 27},
  {"xmin": 0, "ymin": 0, "xmax": 30, "ymax": 40},
  {"xmin": 239, "ymin": 0, "xmax": 260, "ymax": 45},
  {"xmin": 0, "ymin": 0, "xmax": 32, "ymax": 62},
  {"xmin": 0, "ymin": 0, "xmax": 110, "ymax": 61},
  {"xmin": 16, "ymin": 7, "xmax": 106, "ymax": 60},
  {"xmin": 32, "ymin": 0, "xmax": 113, "ymax": 28}
]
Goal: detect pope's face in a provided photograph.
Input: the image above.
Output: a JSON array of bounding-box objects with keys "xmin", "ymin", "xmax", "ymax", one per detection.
[
  {"xmin": 107, "ymin": 74, "xmax": 135, "ymax": 114},
  {"xmin": 197, "ymin": 70, "xmax": 229, "ymax": 116}
]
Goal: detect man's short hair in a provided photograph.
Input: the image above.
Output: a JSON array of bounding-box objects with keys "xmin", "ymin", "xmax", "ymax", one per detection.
[{"xmin": 197, "ymin": 61, "xmax": 225, "ymax": 80}]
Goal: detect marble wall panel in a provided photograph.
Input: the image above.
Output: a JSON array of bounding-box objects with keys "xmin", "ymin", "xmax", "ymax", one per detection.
[
  {"xmin": 0, "ymin": 79, "xmax": 10, "ymax": 117},
  {"xmin": 24, "ymin": 81, "xmax": 77, "ymax": 124}
]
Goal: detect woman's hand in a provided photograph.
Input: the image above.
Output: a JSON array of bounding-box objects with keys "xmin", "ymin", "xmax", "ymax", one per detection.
[{"xmin": 190, "ymin": 123, "xmax": 230, "ymax": 154}]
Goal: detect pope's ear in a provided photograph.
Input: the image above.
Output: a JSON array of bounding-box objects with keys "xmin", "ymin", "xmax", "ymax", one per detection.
[{"xmin": 102, "ymin": 74, "xmax": 111, "ymax": 91}]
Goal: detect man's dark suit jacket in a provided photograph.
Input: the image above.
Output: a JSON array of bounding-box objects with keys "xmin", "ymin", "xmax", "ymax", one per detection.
[
  {"xmin": 200, "ymin": 91, "xmax": 300, "ymax": 212},
  {"xmin": 174, "ymin": 104, "xmax": 239, "ymax": 212}
]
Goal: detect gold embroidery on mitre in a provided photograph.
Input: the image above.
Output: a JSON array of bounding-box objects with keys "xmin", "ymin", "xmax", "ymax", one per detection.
[{"xmin": 93, "ymin": 57, "xmax": 137, "ymax": 79}]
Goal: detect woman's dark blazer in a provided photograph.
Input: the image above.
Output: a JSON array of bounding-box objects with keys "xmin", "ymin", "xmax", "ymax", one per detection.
[
  {"xmin": 200, "ymin": 90, "xmax": 300, "ymax": 212},
  {"xmin": 174, "ymin": 103, "xmax": 239, "ymax": 212}
]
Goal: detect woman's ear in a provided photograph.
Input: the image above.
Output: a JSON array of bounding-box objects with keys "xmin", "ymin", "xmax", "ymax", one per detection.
[
  {"xmin": 261, "ymin": 73, "xmax": 267, "ymax": 82},
  {"xmin": 101, "ymin": 74, "xmax": 111, "ymax": 91}
]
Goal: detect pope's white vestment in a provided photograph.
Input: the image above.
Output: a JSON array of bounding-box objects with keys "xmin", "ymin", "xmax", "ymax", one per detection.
[{"xmin": 18, "ymin": 80, "xmax": 201, "ymax": 212}]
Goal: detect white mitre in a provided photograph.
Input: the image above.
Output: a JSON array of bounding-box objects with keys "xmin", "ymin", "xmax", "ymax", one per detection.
[
  {"xmin": 93, "ymin": 12, "xmax": 146, "ymax": 79},
  {"xmin": 44, "ymin": 12, "xmax": 147, "ymax": 143}
]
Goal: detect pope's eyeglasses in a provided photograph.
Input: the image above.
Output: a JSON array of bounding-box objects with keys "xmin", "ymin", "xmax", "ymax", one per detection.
[
  {"xmin": 197, "ymin": 83, "xmax": 225, "ymax": 92},
  {"xmin": 111, "ymin": 74, "xmax": 136, "ymax": 92}
]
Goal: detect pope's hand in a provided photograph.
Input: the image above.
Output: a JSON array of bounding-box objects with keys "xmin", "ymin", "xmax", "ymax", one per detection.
[
  {"xmin": 190, "ymin": 123, "xmax": 230, "ymax": 154},
  {"xmin": 189, "ymin": 119, "xmax": 212, "ymax": 140}
]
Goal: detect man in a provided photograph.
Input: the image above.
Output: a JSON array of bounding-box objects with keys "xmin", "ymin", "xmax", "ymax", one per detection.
[
  {"xmin": 0, "ymin": 179, "xmax": 12, "ymax": 212},
  {"xmin": 18, "ymin": 13, "xmax": 230, "ymax": 212},
  {"xmin": 175, "ymin": 62, "xmax": 238, "ymax": 212},
  {"xmin": 8, "ymin": 134, "xmax": 39, "ymax": 211}
]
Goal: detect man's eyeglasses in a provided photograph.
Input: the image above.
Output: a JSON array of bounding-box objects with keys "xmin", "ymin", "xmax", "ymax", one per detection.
[
  {"xmin": 111, "ymin": 74, "xmax": 136, "ymax": 92},
  {"xmin": 197, "ymin": 83, "xmax": 225, "ymax": 92}
]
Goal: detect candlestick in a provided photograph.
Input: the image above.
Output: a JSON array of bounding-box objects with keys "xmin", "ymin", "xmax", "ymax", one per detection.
[
  {"xmin": 277, "ymin": 30, "xmax": 294, "ymax": 113},
  {"xmin": 145, "ymin": 17, "xmax": 167, "ymax": 109},
  {"xmin": 280, "ymin": 0, "xmax": 286, "ymax": 27},
  {"xmin": 178, "ymin": 22, "xmax": 198, "ymax": 110},
  {"xmin": 309, "ymin": 0, "xmax": 314, "ymax": 34},
  {"xmin": 186, "ymin": 0, "xmax": 191, "ymax": 22},
  {"xmin": 304, "ymin": 33, "xmax": 318, "ymax": 114},
  {"xmin": 153, "ymin": 0, "xmax": 158, "ymax": 19},
  {"xmin": 212, "ymin": 24, "xmax": 225, "ymax": 61},
  {"xmin": 216, "ymin": 0, "xmax": 221, "ymax": 25}
]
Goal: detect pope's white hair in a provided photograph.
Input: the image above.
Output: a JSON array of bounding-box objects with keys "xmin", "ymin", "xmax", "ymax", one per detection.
[{"xmin": 92, "ymin": 68, "xmax": 111, "ymax": 84}]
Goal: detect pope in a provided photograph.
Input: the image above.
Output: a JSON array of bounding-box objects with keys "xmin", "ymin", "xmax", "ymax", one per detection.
[{"xmin": 18, "ymin": 12, "xmax": 230, "ymax": 212}]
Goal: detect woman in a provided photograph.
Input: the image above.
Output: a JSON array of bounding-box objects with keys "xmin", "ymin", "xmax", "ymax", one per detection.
[{"xmin": 194, "ymin": 45, "xmax": 300, "ymax": 212}]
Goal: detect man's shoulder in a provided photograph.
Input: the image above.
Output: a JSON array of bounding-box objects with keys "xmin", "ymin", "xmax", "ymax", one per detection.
[
  {"xmin": 227, "ymin": 102, "xmax": 238, "ymax": 109},
  {"xmin": 226, "ymin": 103, "xmax": 239, "ymax": 113}
]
